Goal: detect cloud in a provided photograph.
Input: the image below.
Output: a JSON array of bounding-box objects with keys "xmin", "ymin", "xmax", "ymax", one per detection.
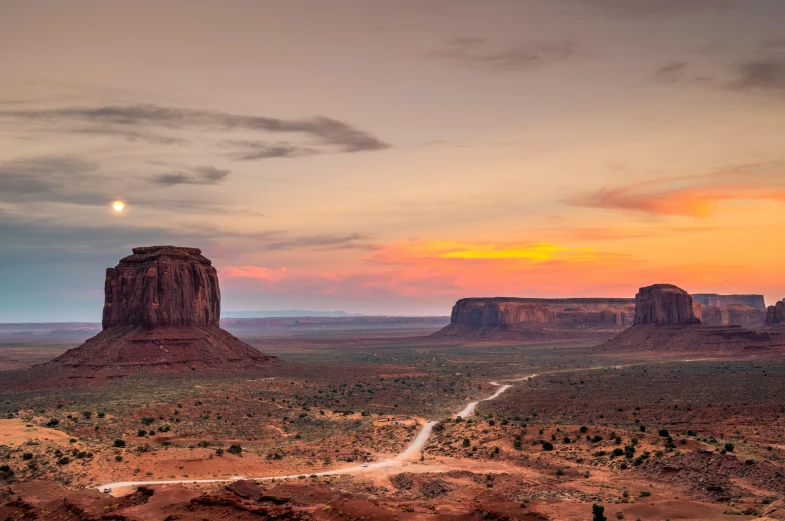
[
  {"xmin": 0, "ymin": 104, "xmax": 391, "ymax": 154},
  {"xmin": 427, "ymin": 38, "xmax": 578, "ymax": 72},
  {"xmin": 727, "ymin": 58, "xmax": 785, "ymax": 94},
  {"xmin": 152, "ymin": 165, "xmax": 231, "ymax": 186},
  {"xmin": 221, "ymin": 140, "xmax": 320, "ymax": 161},
  {"xmin": 569, "ymin": 164, "xmax": 785, "ymax": 216},
  {"xmin": 265, "ymin": 234, "xmax": 373, "ymax": 252},
  {"xmin": 220, "ymin": 266, "xmax": 289, "ymax": 282},
  {"xmin": 653, "ymin": 61, "xmax": 688, "ymax": 82},
  {"xmin": 558, "ymin": 0, "xmax": 731, "ymax": 15},
  {"xmin": 0, "ymin": 156, "xmax": 108, "ymax": 206}
]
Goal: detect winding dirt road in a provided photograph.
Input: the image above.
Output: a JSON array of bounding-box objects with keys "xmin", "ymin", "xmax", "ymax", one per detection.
[{"xmin": 97, "ymin": 373, "xmax": 537, "ymax": 492}]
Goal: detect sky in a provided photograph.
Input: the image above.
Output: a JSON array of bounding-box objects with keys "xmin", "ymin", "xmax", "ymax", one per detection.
[{"xmin": 1, "ymin": 0, "xmax": 784, "ymax": 322}]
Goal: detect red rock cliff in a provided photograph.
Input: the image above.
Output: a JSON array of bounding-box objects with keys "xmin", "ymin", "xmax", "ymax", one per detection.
[
  {"xmin": 766, "ymin": 301, "xmax": 785, "ymax": 325},
  {"xmin": 102, "ymin": 246, "xmax": 220, "ymax": 330},
  {"xmin": 633, "ymin": 284, "xmax": 701, "ymax": 325}
]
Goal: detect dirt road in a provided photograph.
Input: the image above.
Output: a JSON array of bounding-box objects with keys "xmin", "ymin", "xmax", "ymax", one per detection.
[{"xmin": 97, "ymin": 373, "xmax": 537, "ymax": 492}]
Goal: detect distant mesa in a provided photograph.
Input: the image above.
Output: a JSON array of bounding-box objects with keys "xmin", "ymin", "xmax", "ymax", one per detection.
[
  {"xmin": 432, "ymin": 297, "xmax": 636, "ymax": 340},
  {"xmin": 691, "ymin": 293, "xmax": 766, "ymax": 311},
  {"xmin": 49, "ymin": 246, "xmax": 274, "ymax": 375},
  {"xmin": 766, "ymin": 300, "xmax": 785, "ymax": 326},
  {"xmin": 691, "ymin": 293, "xmax": 767, "ymax": 328}
]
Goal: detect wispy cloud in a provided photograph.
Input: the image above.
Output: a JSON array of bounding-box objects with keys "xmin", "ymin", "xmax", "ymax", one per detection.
[
  {"xmin": 653, "ymin": 61, "xmax": 688, "ymax": 83},
  {"xmin": 559, "ymin": 0, "xmax": 731, "ymax": 15},
  {"xmin": 0, "ymin": 156, "xmax": 108, "ymax": 206},
  {"xmin": 426, "ymin": 38, "xmax": 578, "ymax": 72},
  {"xmin": 0, "ymin": 104, "xmax": 391, "ymax": 155},
  {"xmin": 727, "ymin": 58, "xmax": 785, "ymax": 94},
  {"xmin": 569, "ymin": 163, "xmax": 785, "ymax": 216},
  {"xmin": 152, "ymin": 165, "xmax": 230, "ymax": 186}
]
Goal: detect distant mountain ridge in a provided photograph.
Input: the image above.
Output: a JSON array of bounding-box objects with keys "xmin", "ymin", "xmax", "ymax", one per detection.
[{"xmin": 222, "ymin": 310, "xmax": 364, "ymax": 318}]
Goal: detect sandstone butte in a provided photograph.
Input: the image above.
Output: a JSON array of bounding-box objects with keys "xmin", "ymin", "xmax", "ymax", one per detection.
[
  {"xmin": 432, "ymin": 297, "xmax": 636, "ymax": 340},
  {"xmin": 633, "ymin": 284, "xmax": 701, "ymax": 326},
  {"xmin": 601, "ymin": 283, "xmax": 784, "ymax": 352},
  {"xmin": 49, "ymin": 246, "xmax": 274, "ymax": 375}
]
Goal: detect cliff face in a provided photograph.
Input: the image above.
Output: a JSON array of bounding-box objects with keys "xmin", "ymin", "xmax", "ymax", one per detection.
[
  {"xmin": 102, "ymin": 246, "xmax": 220, "ymax": 330},
  {"xmin": 434, "ymin": 297, "xmax": 636, "ymax": 339},
  {"xmin": 633, "ymin": 284, "xmax": 701, "ymax": 325},
  {"xmin": 692, "ymin": 294, "xmax": 766, "ymax": 311},
  {"xmin": 766, "ymin": 301, "xmax": 785, "ymax": 325},
  {"xmin": 48, "ymin": 246, "xmax": 273, "ymax": 377},
  {"xmin": 699, "ymin": 304, "xmax": 766, "ymax": 328}
]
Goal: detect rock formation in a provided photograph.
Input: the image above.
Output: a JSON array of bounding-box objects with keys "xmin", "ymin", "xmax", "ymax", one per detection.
[
  {"xmin": 102, "ymin": 246, "xmax": 220, "ymax": 329},
  {"xmin": 633, "ymin": 284, "xmax": 701, "ymax": 325},
  {"xmin": 433, "ymin": 297, "xmax": 635, "ymax": 340},
  {"xmin": 698, "ymin": 304, "xmax": 767, "ymax": 328},
  {"xmin": 601, "ymin": 284, "xmax": 785, "ymax": 353},
  {"xmin": 49, "ymin": 246, "xmax": 274, "ymax": 375},
  {"xmin": 766, "ymin": 301, "xmax": 785, "ymax": 325},
  {"xmin": 691, "ymin": 294, "xmax": 766, "ymax": 311}
]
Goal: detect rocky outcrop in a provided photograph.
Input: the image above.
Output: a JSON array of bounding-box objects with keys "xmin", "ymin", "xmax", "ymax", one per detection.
[
  {"xmin": 698, "ymin": 304, "xmax": 767, "ymax": 328},
  {"xmin": 766, "ymin": 301, "xmax": 785, "ymax": 325},
  {"xmin": 102, "ymin": 246, "xmax": 220, "ymax": 329},
  {"xmin": 601, "ymin": 284, "xmax": 785, "ymax": 352},
  {"xmin": 692, "ymin": 294, "xmax": 766, "ymax": 311},
  {"xmin": 47, "ymin": 246, "xmax": 274, "ymax": 376},
  {"xmin": 433, "ymin": 297, "xmax": 635, "ymax": 339},
  {"xmin": 633, "ymin": 284, "xmax": 701, "ymax": 325}
]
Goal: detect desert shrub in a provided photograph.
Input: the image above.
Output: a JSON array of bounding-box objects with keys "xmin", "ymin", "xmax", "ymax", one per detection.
[
  {"xmin": 46, "ymin": 418, "xmax": 59, "ymax": 427},
  {"xmin": 22, "ymin": 453, "xmax": 33, "ymax": 460},
  {"xmin": 640, "ymin": 491, "xmax": 651, "ymax": 497},
  {"xmin": 513, "ymin": 439, "xmax": 522, "ymax": 450},
  {"xmin": 563, "ymin": 436, "xmax": 571, "ymax": 444},
  {"xmin": 616, "ymin": 511, "xmax": 624, "ymax": 519},
  {"xmin": 82, "ymin": 411, "xmax": 92, "ymax": 419},
  {"xmin": 227, "ymin": 444, "xmax": 242, "ymax": 455},
  {"xmin": 624, "ymin": 446, "xmax": 635, "ymax": 458},
  {"xmin": 542, "ymin": 441, "xmax": 554, "ymax": 451},
  {"xmin": 215, "ymin": 448, "xmax": 224, "ymax": 456},
  {"xmin": 140, "ymin": 417, "xmax": 155, "ymax": 426},
  {"xmin": 592, "ymin": 504, "xmax": 607, "ymax": 521},
  {"xmin": 115, "ymin": 455, "xmax": 123, "ymax": 462},
  {"xmin": 612, "ymin": 448, "xmax": 624, "ymax": 457},
  {"xmin": 725, "ymin": 442, "xmax": 735, "ymax": 452},
  {"xmin": 97, "ymin": 412, "xmax": 105, "ymax": 418},
  {"xmin": 592, "ymin": 435, "xmax": 603, "ymax": 443},
  {"xmin": 56, "ymin": 457, "xmax": 70, "ymax": 465},
  {"xmin": 580, "ymin": 426, "xmax": 588, "ymax": 433},
  {"xmin": 197, "ymin": 441, "xmax": 210, "ymax": 448},
  {"xmin": 137, "ymin": 429, "xmax": 147, "ymax": 437},
  {"xmin": 462, "ymin": 438, "xmax": 471, "ymax": 448},
  {"xmin": 113, "ymin": 439, "xmax": 126, "ymax": 447},
  {"xmin": 658, "ymin": 429, "xmax": 669, "ymax": 437}
]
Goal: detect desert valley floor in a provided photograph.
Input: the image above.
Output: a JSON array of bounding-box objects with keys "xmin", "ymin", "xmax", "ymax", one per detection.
[{"xmin": 2, "ymin": 320, "xmax": 785, "ymax": 521}]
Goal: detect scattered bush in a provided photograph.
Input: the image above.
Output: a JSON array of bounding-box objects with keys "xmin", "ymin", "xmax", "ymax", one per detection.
[{"xmin": 227, "ymin": 444, "xmax": 242, "ymax": 455}]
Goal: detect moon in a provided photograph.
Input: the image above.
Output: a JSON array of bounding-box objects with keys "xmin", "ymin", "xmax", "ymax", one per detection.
[{"xmin": 112, "ymin": 201, "xmax": 125, "ymax": 212}]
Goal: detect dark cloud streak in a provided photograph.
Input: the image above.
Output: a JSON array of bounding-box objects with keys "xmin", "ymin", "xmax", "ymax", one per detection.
[
  {"xmin": 427, "ymin": 39, "xmax": 578, "ymax": 72},
  {"xmin": 0, "ymin": 104, "xmax": 391, "ymax": 154}
]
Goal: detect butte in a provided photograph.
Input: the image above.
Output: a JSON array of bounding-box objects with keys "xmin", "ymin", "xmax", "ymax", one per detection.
[{"xmin": 48, "ymin": 246, "xmax": 274, "ymax": 376}]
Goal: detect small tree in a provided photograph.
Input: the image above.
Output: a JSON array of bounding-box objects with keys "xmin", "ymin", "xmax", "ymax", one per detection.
[
  {"xmin": 724, "ymin": 442, "xmax": 735, "ymax": 452},
  {"xmin": 227, "ymin": 443, "xmax": 243, "ymax": 455},
  {"xmin": 592, "ymin": 504, "xmax": 607, "ymax": 521},
  {"xmin": 462, "ymin": 438, "xmax": 471, "ymax": 448}
]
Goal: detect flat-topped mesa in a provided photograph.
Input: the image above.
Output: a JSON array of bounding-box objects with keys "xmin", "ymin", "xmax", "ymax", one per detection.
[
  {"xmin": 433, "ymin": 297, "xmax": 636, "ymax": 339},
  {"xmin": 102, "ymin": 245, "xmax": 220, "ymax": 330},
  {"xmin": 633, "ymin": 284, "xmax": 701, "ymax": 326},
  {"xmin": 692, "ymin": 293, "xmax": 766, "ymax": 312},
  {"xmin": 766, "ymin": 301, "xmax": 785, "ymax": 325},
  {"xmin": 450, "ymin": 297, "xmax": 635, "ymax": 327}
]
